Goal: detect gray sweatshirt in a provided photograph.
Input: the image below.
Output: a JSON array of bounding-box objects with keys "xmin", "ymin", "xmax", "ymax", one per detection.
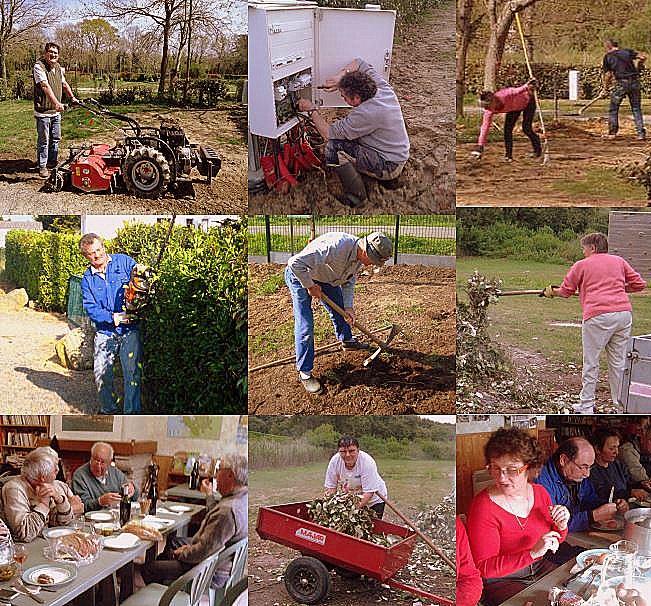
[
  {"xmin": 328, "ymin": 58, "xmax": 409, "ymax": 163},
  {"xmin": 287, "ymin": 233, "xmax": 363, "ymax": 308}
]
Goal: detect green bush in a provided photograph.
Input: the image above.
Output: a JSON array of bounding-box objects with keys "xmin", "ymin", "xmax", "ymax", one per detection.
[
  {"xmin": 4, "ymin": 231, "xmax": 86, "ymax": 311},
  {"xmin": 111, "ymin": 221, "xmax": 248, "ymax": 412}
]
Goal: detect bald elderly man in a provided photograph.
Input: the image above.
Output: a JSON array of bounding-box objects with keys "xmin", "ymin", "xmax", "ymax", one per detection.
[
  {"xmin": 535, "ymin": 437, "xmax": 624, "ymax": 532},
  {"xmin": 72, "ymin": 442, "xmax": 139, "ymax": 512}
]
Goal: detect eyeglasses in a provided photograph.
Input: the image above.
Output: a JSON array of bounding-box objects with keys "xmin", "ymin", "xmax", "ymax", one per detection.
[
  {"xmin": 486, "ymin": 464, "xmax": 528, "ymax": 478},
  {"xmin": 569, "ymin": 459, "xmax": 592, "ymax": 473}
]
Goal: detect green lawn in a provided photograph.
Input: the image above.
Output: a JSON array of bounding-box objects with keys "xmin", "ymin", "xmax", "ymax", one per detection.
[
  {"xmin": 248, "ymin": 458, "xmax": 454, "ymax": 533},
  {"xmin": 552, "ymin": 168, "xmax": 647, "ymax": 201},
  {"xmin": 248, "ymin": 215, "xmax": 456, "ymax": 227},
  {"xmin": 457, "ymin": 256, "xmax": 651, "ymax": 366}
]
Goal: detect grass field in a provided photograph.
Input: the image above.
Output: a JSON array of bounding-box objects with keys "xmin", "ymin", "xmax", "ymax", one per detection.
[
  {"xmin": 248, "ymin": 215, "xmax": 456, "ymax": 227},
  {"xmin": 457, "ymin": 256, "xmax": 651, "ymax": 365},
  {"xmin": 248, "ymin": 458, "xmax": 454, "ymax": 532}
]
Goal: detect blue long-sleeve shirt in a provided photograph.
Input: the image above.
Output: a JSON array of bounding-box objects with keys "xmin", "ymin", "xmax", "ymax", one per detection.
[
  {"xmin": 81, "ymin": 253, "xmax": 137, "ymax": 335},
  {"xmin": 535, "ymin": 458, "xmax": 601, "ymax": 532}
]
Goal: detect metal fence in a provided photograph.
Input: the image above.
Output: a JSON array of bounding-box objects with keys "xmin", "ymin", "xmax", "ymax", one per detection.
[{"xmin": 248, "ymin": 215, "xmax": 455, "ymax": 266}]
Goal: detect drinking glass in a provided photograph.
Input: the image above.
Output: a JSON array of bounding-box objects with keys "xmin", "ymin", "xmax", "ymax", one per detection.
[{"xmin": 13, "ymin": 545, "xmax": 27, "ymax": 576}]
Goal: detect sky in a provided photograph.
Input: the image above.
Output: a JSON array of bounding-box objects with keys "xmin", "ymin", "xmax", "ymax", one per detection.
[{"xmin": 421, "ymin": 415, "xmax": 456, "ymax": 424}]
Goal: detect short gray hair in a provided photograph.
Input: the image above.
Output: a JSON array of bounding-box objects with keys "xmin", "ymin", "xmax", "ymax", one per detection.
[
  {"xmin": 91, "ymin": 442, "xmax": 114, "ymax": 460},
  {"xmin": 79, "ymin": 233, "xmax": 102, "ymax": 252},
  {"xmin": 220, "ymin": 454, "xmax": 248, "ymax": 486},
  {"xmin": 22, "ymin": 447, "xmax": 59, "ymax": 481}
]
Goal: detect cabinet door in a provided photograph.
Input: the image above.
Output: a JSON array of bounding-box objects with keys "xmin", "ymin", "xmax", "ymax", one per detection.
[
  {"xmin": 315, "ymin": 7, "xmax": 395, "ymax": 108},
  {"xmin": 623, "ymin": 335, "xmax": 651, "ymax": 413}
]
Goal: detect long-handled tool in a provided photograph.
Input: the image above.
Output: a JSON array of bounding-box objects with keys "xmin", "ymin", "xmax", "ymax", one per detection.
[
  {"xmin": 376, "ymin": 493, "xmax": 456, "ymax": 571},
  {"xmin": 319, "ymin": 292, "xmax": 400, "ymax": 367},
  {"xmin": 579, "ymin": 89, "xmax": 607, "ymax": 115},
  {"xmin": 497, "ymin": 288, "xmax": 546, "ymax": 296}
]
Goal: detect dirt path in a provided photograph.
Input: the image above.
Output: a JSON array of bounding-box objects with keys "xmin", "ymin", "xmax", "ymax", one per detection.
[
  {"xmin": 456, "ymin": 116, "xmax": 650, "ymax": 205},
  {"xmin": 0, "ymin": 107, "xmax": 246, "ymax": 213},
  {"xmin": 0, "ymin": 294, "xmax": 97, "ymax": 412},
  {"xmin": 457, "ymin": 343, "xmax": 617, "ymax": 414},
  {"xmin": 248, "ymin": 2, "xmax": 455, "ymax": 214},
  {"xmin": 248, "ymin": 264, "xmax": 455, "ymax": 414}
]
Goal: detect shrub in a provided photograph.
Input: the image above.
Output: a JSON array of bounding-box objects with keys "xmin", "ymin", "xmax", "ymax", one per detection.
[{"xmin": 4, "ymin": 231, "xmax": 86, "ymax": 311}]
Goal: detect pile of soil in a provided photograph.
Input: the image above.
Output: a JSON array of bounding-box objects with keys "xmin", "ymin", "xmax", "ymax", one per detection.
[
  {"xmin": 0, "ymin": 106, "xmax": 246, "ymax": 213},
  {"xmin": 456, "ymin": 115, "xmax": 649, "ymax": 205},
  {"xmin": 248, "ymin": 1, "xmax": 455, "ymax": 214},
  {"xmin": 248, "ymin": 264, "xmax": 455, "ymax": 414}
]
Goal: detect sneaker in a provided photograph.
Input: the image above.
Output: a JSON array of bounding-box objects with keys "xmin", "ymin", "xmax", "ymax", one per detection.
[
  {"xmin": 342, "ymin": 339, "xmax": 369, "ymax": 351},
  {"xmin": 38, "ymin": 167, "xmax": 49, "ymax": 178},
  {"xmin": 503, "ymin": 156, "xmax": 513, "ymax": 163},
  {"xmin": 602, "ymin": 133, "xmax": 617, "ymax": 140},
  {"xmin": 638, "ymin": 134, "xmax": 647, "ymax": 141},
  {"xmin": 300, "ymin": 375, "xmax": 323, "ymax": 395}
]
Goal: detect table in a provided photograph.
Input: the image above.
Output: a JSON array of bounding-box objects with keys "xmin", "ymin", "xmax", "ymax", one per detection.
[
  {"xmin": 0, "ymin": 503, "xmax": 205, "ymax": 606},
  {"xmin": 165, "ymin": 485, "xmax": 208, "ymax": 505},
  {"xmin": 502, "ymin": 530, "xmax": 623, "ymax": 605}
]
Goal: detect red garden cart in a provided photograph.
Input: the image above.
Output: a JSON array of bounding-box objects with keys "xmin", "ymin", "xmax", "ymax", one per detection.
[{"xmin": 256, "ymin": 502, "xmax": 455, "ymax": 605}]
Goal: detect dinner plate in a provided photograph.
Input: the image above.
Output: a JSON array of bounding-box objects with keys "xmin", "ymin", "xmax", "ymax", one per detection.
[
  {"xmin": 591, "ymin": 518, "xmax": 624, "ymax": 531},
  {"xmin": 42, "ymin": 527, "xmax": 75, "ymax": 540},
  {"xmin": 103, "ymin": 533, "xmax": 141, "ymax": 550},
  {"xmin": 165, "ymin": 504, "xmax": 192, "ymax": 513},
  {"xmin": 22, "ymin": 563, "xmax": 77, "ymax": 587},
  {"xmin": 85, "ymin": 511, "xmax": 113, "ymax": 522},
  {"xmin": 576, "ymin": 548, "xmax": 610, "ymax": 568},
  {"xmin": 142, "ymin": 516, "xmax": 175, "ymax": 529}
]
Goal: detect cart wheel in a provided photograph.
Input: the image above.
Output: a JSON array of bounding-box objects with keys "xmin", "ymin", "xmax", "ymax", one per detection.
[{"xmin": 284, "ymin": 556, "xmax": 331, "ymax": 604}]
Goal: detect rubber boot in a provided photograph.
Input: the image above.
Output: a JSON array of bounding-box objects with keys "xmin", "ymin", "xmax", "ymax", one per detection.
[{"xmin": 334, "ymin": 152, "xmax": 366, "ymax": 207}]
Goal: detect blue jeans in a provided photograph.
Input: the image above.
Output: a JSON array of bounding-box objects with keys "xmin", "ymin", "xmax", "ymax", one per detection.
[
  {"xmin": 609, "ymin": 79, "xmax": 645, "ymax": 137},
  {"xmin": 94, "ymin": 329, "xmax": 142, "ymax": 414},
  {"xmin": 35, "ymin": 114, "xmax": 61, "ymax": 168},
  {"xmin": 285, "ymin": 267, "xmax": 353, "ymax": 374}
]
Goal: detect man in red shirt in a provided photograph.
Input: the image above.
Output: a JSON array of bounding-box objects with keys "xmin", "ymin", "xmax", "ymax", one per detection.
[
  {"xmin": 471, "ymin": 79, "xmax": 541, "ymax": 162},
  {"xmin": 542, "ymin": 232, "xmax": 647, "ymax": 413}
]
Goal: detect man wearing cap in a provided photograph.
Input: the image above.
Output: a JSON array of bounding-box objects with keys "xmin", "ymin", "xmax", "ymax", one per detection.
[{"xmin": 285, "ymin": 231, "xmax": 393, "ymax": 394}]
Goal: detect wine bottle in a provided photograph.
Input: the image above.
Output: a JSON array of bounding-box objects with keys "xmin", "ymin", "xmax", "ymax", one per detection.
[
  {"xmin": 119, "ymin": 484, "xmax": 131, "ymax": 526},
  {"xmin": 147, "ymin": 462, "xmax": 159, "ymax": 515},
  {"xmin": 189, "ymin": 459, "xmax": 199, "ymax": 490}
]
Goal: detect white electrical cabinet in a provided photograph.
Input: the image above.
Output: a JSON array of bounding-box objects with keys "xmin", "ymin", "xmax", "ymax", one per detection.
[{"xmin": 248, "ymin": 1, "xmax": 396, "ymax": 139}]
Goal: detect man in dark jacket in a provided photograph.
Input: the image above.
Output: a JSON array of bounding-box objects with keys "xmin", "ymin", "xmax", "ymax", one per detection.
[
  {"xmin": 33, "ymin": 42, "xmax": 78, "ymax": 178},
  {"xmin": 602, "ymin": 38, "xmax": 647, "ymax": 140},
  {"xmin": 535, "ymin": 437, "xmax": 618, "ymax": 532},
  {"xmin": 80, "ymin": 233, "xmax": 142, "ymax": 414}
]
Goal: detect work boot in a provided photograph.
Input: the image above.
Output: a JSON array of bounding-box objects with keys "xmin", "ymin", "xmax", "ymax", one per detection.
[
  {"xmin": 334, "ymin": 152, "xmax": 366, "ymax": 207},
  {"xmin": 378, "ymin": 178, "xmax": 401, "ymax": 190},
  {"xmin": 39, "ymin": 167, "xmax": 49, "ymax": 178},
  {"xmin": 300, "ymin": 375, "xmax": 323, "ymax": 395},
  {"xmin": 342, "ymin": 338, "xmax": 369, "ymax": 351}
]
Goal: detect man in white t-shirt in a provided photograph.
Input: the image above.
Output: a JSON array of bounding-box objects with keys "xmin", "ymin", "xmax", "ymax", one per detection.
[
  {"xmin": 32, "ymin": 42, "xmax": 79, "ymax": 178},
  {"xmin": 324, "ymin": 435, "xmax": 388, "ymax": 518}
]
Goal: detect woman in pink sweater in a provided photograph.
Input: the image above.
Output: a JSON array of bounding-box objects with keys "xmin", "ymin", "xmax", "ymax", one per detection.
[
  {"xmin": 470, "ymin": 79, "xmax": 541, "ymax": 162},
  {"xmin": 542, "ymin": 232, "xmax": 647, "ymax": 414},
  {"xmin": 466, "ymin": 428, "xmax": 570, "ymax": 606}
]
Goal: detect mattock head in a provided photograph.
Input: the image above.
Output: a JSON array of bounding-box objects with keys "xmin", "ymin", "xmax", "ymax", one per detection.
[{"xmin": 362, "ymin": 324, "xmax": 400, "ymax": 367}]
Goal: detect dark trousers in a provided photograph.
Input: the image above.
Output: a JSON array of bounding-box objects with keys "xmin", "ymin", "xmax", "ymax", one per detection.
[
  {"xmin": 371, "ymin": 502, "xmax": 385, "ymax": 519},
  {"xmin": 142, "ymin": 536, "xmax": 193, "ymax": 585},
  {"xmin": 504, "ymin": 97, "xmax": 541, "ymax": 159},
  {"xmin": 609, "ymin": 78, "xmax": 645, "ymax": 136}
]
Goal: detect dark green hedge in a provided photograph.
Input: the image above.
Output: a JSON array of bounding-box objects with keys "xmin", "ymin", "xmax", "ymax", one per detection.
[
  {"xmin": 110, "ymin": 221, "xmax": 248, "ymax": 412},
  {"xmin": 4, "ymin": 231, "xmax": 86, "ymax": 312},
  {"xmin": 465, "ymin": 62, "xmax": 651, "ymax": 98}
]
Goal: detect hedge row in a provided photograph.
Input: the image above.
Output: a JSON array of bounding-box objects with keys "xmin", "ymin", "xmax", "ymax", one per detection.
[
  {"xmin": 4, "ymin": 231, "xmax": 86, "ymax": 312},
  {"xmin": 465, "ymin": 62, "xmax": 651, "ymax": 98},
  {"xmin": 5, "ymin": 222, "xmax": 248, "ymax": 412}
]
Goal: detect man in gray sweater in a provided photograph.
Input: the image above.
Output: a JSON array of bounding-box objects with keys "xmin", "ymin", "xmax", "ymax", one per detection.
[
  {"xmin": 298, "ymin": 58, "xmax": 409, "ymax": 206},
  {"xmin": 285, "ymin": 231, "xmax": 393, "ymax": 394},
  {"xmin": 72, "ymin": 442, "xmax": 139, "ymax": 511}
]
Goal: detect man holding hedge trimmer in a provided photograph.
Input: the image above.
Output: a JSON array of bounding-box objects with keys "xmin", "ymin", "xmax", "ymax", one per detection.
[{"xmin": 79, "ymin": 233, "xmax": 142, "ymax": 414}]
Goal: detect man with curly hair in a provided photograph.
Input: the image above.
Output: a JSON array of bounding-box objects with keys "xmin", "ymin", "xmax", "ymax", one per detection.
[{"xmin": 298, "ymin": 58, "xmax": 409, "ymax": 207}]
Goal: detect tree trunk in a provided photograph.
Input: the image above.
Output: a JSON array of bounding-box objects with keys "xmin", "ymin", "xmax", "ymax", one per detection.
[
  {"xmin": 456, "ymin": 0, "xmax": 474, "ymax": 117},
  {"xmin": 183, "ymin": 0, "xmax": 192, "ymax": 104},
  {"xmin": 158, "ymin": 21, "xmax": 171, "ymax": 96},
  {"xmin": 483, "ymin": 0, "xmax": 540, "ymax": 91}
]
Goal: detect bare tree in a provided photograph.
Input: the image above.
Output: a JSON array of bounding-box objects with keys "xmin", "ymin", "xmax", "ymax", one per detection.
[
  {"xmin": 89, "ymin": 0, "xmax": 186, "ymax": 96},
  {"xmin": 483, "ymin": 0, "xmax": 541, "ymax": 91},
  {"xmin": 0, "ymin": 0, "xmax": 62, "ymax": 79}
]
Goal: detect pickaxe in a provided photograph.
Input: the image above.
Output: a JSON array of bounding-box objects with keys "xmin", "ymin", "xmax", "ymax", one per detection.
[
  {"xmin": 319, "ymin": 292, "xmax": 400, "ymax": 366},
  {"xmin": 496, "ymin": 286, "xmax": 561, "ymax": 297}
]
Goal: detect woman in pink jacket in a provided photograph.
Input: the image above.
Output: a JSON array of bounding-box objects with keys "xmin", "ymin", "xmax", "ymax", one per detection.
[
  {"xmin": 542, "ymin": 232, "xmax": 647, "ymax": 413},
  {"xmin": 471, "ymin": 79, "xmax": 541, "ymax": 162}
]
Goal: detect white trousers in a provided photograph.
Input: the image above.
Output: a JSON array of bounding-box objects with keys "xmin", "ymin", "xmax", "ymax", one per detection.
[{"xmin": 576, "ymin": 310, "xmax": 632, "ymax": 413}]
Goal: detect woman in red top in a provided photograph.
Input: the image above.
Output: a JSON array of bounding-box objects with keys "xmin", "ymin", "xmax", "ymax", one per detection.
[
  {"xmin": 466, "ymin": 428, "xmax": 570, "ymax": 606},
  {"xmin": 456, "ymin": 516, "xmax": 483, "ymax": 606}
]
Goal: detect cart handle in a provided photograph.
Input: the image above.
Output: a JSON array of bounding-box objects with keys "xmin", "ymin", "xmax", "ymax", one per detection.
[
  {"xmin": 386, "ymin": 579, "xmax": 455, "ymax": 606},
  {"xmin": 376, "ymin": 492, "xmax": 456, "ymax": 571}
]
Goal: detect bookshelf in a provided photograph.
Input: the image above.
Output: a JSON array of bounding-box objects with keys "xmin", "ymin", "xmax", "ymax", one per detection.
[{"xmin": 0, "ymin": 415, "xmax": 50, "ymax": 464}]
